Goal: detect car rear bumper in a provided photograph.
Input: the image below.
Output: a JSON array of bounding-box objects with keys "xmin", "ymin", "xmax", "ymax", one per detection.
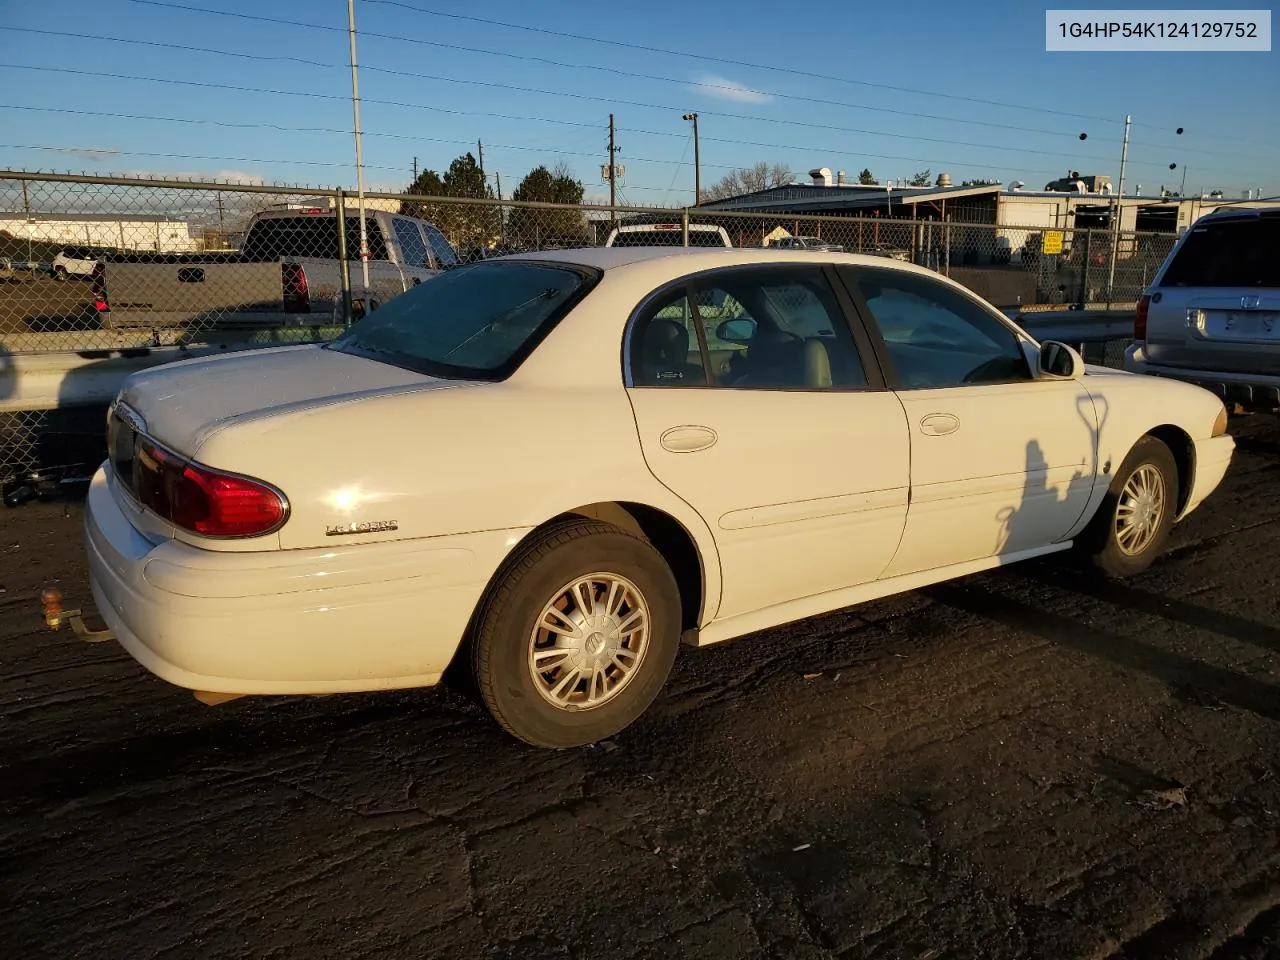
[
  {"xmin": 1124, "ymin": 342, "xmax": 1280, "ymax": 409},
  {"xmin": 84, "ymin": 466, "xmax": 518, "ymax": 695}
]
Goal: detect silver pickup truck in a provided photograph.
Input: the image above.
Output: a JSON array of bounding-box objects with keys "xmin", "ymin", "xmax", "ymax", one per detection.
[
  {"xmin": 93, "ymin": 208, "xmax": 459, "ymax": 330},
  {"xmin": 1124, "ymin": 206, "xmax": 1280, "ymax": 411}
]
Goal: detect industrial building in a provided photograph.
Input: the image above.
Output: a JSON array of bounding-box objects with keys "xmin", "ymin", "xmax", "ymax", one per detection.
[
  {"xmin": 0, "ymin": 212, "xmax": 198, "ymax": 252},
  {"xmin": 697, "ymin": 167, "xmax": 1279, "ymax": 254}
]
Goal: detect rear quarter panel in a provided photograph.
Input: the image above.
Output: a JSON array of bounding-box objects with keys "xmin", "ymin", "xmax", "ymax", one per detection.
[{"xmin": 191, "ymin": 379, "xmax": 725, "ymax": 621}]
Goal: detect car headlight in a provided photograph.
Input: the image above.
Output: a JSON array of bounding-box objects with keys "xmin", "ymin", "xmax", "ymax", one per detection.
[{"xmin": 1212, "ymin": 403, "xmax": 1229, "ymax": 438}]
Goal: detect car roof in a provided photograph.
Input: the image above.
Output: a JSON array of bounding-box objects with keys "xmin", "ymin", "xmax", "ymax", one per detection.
[{"xmin": 496, "ymin": 245, "xmax": 945, "ymax": 276}]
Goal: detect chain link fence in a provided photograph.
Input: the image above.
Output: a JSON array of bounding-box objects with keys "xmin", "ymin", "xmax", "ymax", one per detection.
[{"xmin": 3, "ymin": 171, "xmax": 1178, "ymax": 484}]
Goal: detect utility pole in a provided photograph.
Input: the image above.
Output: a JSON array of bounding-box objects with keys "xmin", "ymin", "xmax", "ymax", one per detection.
[
  {"xmin": 495, "ymin": 171, "xmax": 505, "ymax": 247},
  {"xmin": 608, "ymin": 113, "xmax": 618, "ymax": 229},
  {"xmin": 682, "ymin": 112, "xmax": 700, "ymax": 205},
  {"xmin": 477, "ymin": 140, "xmax": 484, "ymax": 177},
  {"xmin": 412, "ymin": 156, "xmax": 418, "ymax": 182},
  {"xmin": 22, "ymin": 179, "xmax": 31, "ymax": 265},
  {"xmin": 1107, "ymin": 114, "xmax": 1131, "ymax": 302},
  {"xmin": 346, "ymin": 0, "xmax": 370, "ymax": 302},
  {"xmin": 1179, "ymin": 165, "xmax": 1188, "ymax": 197}
]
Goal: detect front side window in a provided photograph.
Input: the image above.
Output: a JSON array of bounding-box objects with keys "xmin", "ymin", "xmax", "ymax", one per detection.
[
  {"xmin": 329, "ymin": 260, "xmax": 598, "ymax": 379},
  {"xmin": 628, "ymin": 266, "xmax": 867, "ymax": 389},
  {"xmin": 842, "ymin": 266, "xmax": 1031, "ymax": 389}
]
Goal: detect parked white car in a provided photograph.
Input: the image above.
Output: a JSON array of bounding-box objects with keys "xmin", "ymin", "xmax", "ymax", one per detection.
[
  {"xmin": 53, "ymin": 246, "xmax": 103, "ymax": 280},
  {"xmin": 82, "ymin": 248, "xmax": 1235, "ymax": 747}
]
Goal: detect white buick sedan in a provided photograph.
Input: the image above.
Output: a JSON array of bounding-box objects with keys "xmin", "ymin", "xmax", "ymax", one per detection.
[{"xmin": 84, "ymin": 248, "xmax": 1235, "ymax": 747}]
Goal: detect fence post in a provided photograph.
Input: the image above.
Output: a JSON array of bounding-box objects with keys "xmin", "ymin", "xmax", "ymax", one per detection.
[
  {"xmin": 335, "ymin": 189, "xmax": 353, "ymax": 327},
  {"xmin": 681, "ymin": 209, "xmax": 690, "ymax": 247}
]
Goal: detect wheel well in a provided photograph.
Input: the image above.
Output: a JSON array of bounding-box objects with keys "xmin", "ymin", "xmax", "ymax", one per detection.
[
  {"xmin": 555, "ymin": 502, "xmax": 706, "ymax": 632},
  {"xmin": 1146, "ymin": 424, "xmax": 1194, "ymax": 515}
]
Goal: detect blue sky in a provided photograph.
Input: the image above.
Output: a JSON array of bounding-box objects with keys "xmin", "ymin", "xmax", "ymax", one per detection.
[{"xmin": 0, "ymin": 0, "xmax": 1276, "ymax": 204}]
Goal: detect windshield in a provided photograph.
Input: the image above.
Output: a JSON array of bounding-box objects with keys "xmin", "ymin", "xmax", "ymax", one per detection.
[
  {"xmin": 1161, "ymin": 218, "xmax": 1280, "ymax": 288},
  {"xmin": 328, "ymin": 260, "xmax": 599, "ymax": 379}
]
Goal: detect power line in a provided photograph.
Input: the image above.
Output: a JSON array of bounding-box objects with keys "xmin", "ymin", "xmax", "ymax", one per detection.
[
  {"xmin": 18, "ymin": 14, "xmax": 1103, "ymax": 143},
  {"xmin": 0, "ymin": 143, "xmax": 407, "ymax": 172},
  {"xmin": 0, "ymin": 104, "xmax": 736, "ymax": 170},
  {"xmin": 99, "ymin": 3, "xmax": 1235, "ymax": 157},
  {"xmin": 361, "ymin": 0, "xmax": 1122, "ymax": 125},
  {"xmin": 362, "ymin": 0, "xmax": 1278, "ymax": 149},
  {"xmin": 0, "ymin": 26, "xmax": 336, "ymax": 69},
  {"xmin": 0, "ymin": 91, "xmax": 1250, "ymax": 190}
]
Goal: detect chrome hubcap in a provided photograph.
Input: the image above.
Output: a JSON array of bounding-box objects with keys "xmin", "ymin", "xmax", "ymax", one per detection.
[
  {"xmin": 1115, "ymin": 463, "xmax": 1166, "ymax": 556},
  {"xmin": 528, "ymin": 573, "xmax": 650, "ymax": 711}
]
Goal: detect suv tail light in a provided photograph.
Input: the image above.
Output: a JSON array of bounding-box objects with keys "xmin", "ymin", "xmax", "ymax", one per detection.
[
  {"xmin": 133, "ymin": 438, "xmax": 287, "ymax": 538},
  {"xmin": 1134, "ymin": 294, "xmax": 1151, "ymax": 341},
  {"xmin": 91, "ymin": 261, "xmax": 109, "ymax": 313},
  {"xmin": 282, "ymin": 262, "xmax": 310, "ymax": 313}
]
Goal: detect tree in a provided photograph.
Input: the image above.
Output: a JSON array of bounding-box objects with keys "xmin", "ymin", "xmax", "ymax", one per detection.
[
  {"xmin": 700, "ymin": 161, "xmax": 794, "ymax": 202},
  {"xmin": 395, "ymin": 154, "xmax": 497, "ymax": 246},
  {"xmin": 439, "ymin": 152, "xmax": 499, "ymax": 250},
  {"xmin": 908, "ymin": 168, "xmax": 933, "ymax": 187},
  {"xmin": 508, "ymin": 162, "xmax": 588, "ymax": 249},
  {"xmin": 399, "ymin": 168, "xmax": 446, "ymax": 225},
  {"xmin": 858, "ymin": 168, "xmax": 876, "ymax": 185}
]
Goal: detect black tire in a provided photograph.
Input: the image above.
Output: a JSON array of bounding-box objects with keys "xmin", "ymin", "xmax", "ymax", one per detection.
[
  {"xmin": 1078, "ymin": 435, "xmax": 1179, "ymax": 579},
  {"xmin": 53, "ymin": 266, "xmax": 67, "ymax": 281},
  {"xmin": 470, "ymin": 518, "xmax": 682, "ymax": 749}
]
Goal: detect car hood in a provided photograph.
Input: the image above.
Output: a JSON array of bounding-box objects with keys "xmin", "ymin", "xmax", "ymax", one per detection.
[{"xmin": 117, "ymin": 343, "xmax": 474, "ymax": 455}]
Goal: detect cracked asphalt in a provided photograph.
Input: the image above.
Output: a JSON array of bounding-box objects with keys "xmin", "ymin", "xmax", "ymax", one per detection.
[{"xmin": 2, "ymin": 415, "xmax": 1279, "ymax": 960}]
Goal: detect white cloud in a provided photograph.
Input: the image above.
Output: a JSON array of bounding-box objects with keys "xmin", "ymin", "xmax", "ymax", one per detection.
[{"xmin": 689, "ymin": 75, "xmax": 773, "ymax": 105}]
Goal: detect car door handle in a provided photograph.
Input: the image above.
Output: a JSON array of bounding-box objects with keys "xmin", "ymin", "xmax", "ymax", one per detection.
[
  {"xmin": 660, "ymin": 425, "xmax": 718, "ymax": 453},
  {"xmin": 919, "ymin": 413, "xmax": 960, "ymax": 436}
]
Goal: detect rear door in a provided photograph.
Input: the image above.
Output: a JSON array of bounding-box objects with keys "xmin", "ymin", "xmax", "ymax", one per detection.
[{"xmin": 1146, "ymin": 215, "xmax": 1280, "ymax": 375}]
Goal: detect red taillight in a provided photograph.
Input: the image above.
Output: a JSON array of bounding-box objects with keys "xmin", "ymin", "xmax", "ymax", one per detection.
[
  {"xmin": 134, "ymin": 438, "xmax": 286, "ymax": 538},
  {"xmin": 282, "ymin": 262, "xmax": 310, "ymax": 314},
  {"xmin": 92, "ymin": 261, "xmax": 109, "ymax": 312},
  {"xmin": 1135, "ymin": 294, "xmax": 1151, "ymax": 341}
]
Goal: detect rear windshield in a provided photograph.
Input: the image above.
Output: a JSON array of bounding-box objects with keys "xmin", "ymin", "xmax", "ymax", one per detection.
[
  {"xmin": 240, "ymin": 216, "xmax": 388, "ymax": 262},
  {"xmin": 610, "ymin": 228, "xmax": 728, "ymax": 247},
  {"xmin": 1161, "ymin": 218, "xmax": 1280, "ymax": 288},
  {"xmin": 328, "ymin": 260, "xmax": 600, "ymax": 379}
]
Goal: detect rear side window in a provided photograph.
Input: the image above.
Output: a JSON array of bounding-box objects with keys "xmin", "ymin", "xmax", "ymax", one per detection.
[
  {"xmin": 241, "ymin": 216, "xmax": 388, "ymax": 262},
  {"xmin": 610, "ymin": 228, "xmax": 727, "ymax": 247},
  {"xmin": 1161, "ymin": 218, "xmax": 1280, "ymax": 288},
  {"xmin": 424, "ymin": 224, "xmax": 459, "ymax": 267},
  {"xmin": 392, "ymin": 218, "xmax": 430, "ymax": 268}
]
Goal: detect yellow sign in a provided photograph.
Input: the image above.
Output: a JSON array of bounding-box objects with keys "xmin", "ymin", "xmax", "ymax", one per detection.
[{"xmin": 1042, "ymin": 230, "xmax": 1064, "ymax": 255}]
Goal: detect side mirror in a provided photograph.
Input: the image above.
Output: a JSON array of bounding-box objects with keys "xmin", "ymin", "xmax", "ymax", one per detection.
[
  {"xmin": 716, "ymin": 317, "xmax": 756, "ymax": 344},
  {"xmin": 1038, "ymin": 340, "xmax": 1084, "ymax": 379}
]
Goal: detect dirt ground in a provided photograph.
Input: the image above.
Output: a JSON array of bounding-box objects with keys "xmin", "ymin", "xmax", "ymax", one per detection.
[{"xmin": 2, "ymin": 416, "xmax": 1278, "ymax": 960}]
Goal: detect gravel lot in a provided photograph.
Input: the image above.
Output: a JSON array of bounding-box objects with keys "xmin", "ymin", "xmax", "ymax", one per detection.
[{"xmin": 2, "ymin": 415, "xmax": 1278, "ymax": 960}]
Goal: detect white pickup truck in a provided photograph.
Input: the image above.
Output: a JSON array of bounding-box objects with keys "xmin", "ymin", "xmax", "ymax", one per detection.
[{"xmin": 92, "ymin": 207, "xmax": 459, "ymax": 330}]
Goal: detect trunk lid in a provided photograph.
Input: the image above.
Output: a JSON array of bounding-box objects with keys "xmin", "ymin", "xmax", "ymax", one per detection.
[{"xmin": 115, "ymin": 343, "xmax": 462, "ymax": 457}]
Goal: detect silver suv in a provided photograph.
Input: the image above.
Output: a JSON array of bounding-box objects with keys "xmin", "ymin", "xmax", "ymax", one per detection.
[{"xmin": 1124, "ymin": 207, "xmax": 1280, "ymax": 410}]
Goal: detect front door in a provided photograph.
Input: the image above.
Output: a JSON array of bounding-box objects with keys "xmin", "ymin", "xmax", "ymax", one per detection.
[
  {"xmin": 625, "ymin": 264, "xmax": 911, "ymax": 622},
  {"xmin": 838, "ymin": 265, "xmax": 1098, "ymax": 577}
]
